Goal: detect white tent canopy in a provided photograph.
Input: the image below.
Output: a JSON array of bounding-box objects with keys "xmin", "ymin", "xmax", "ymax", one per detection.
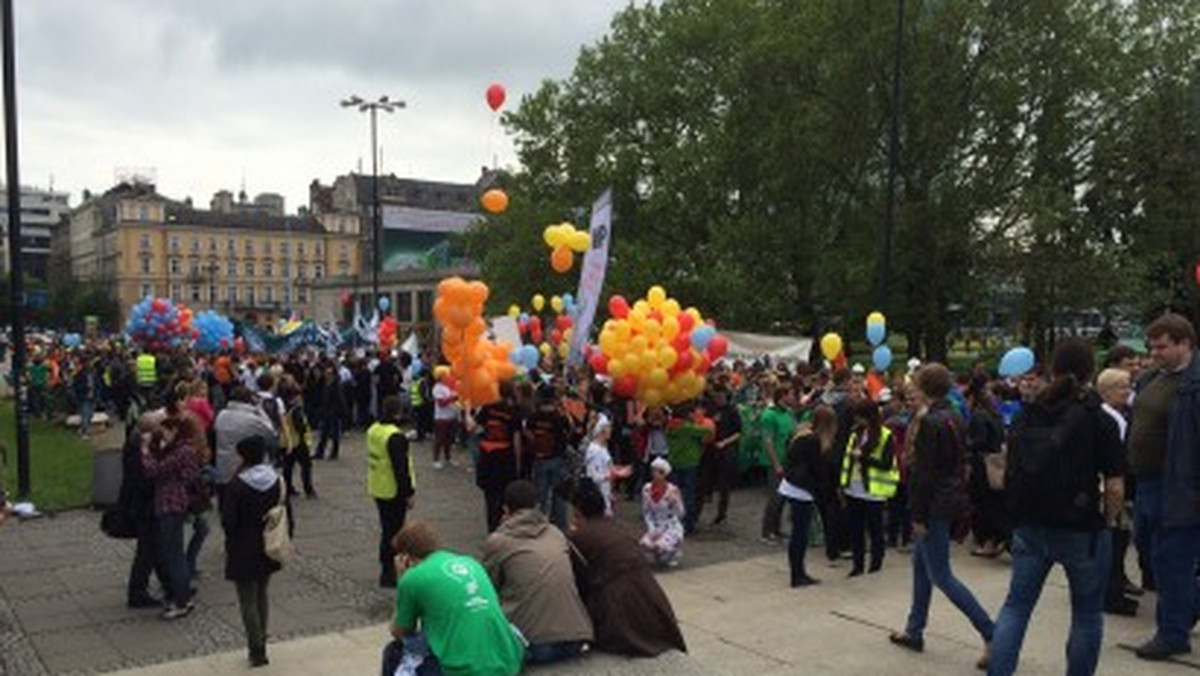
[{"xmin": 721, "ymin": 330, "xmax": 813, "ymax": 362}]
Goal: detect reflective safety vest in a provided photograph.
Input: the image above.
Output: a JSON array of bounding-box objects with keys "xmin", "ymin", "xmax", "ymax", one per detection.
[
  {"xmin": 408, "ymin": 379, "xmax": 424, "ymax": 407},
  {"xmin": 840, "ymin": 427, "xmax": 899, "ymax": 499},
  {"xmin": 136, "ymin": 354, "xmax": 157, "ymax": 387},
  {"xmin": 367, "ymin": 422, "xmax": 413, "ymax": 500}
]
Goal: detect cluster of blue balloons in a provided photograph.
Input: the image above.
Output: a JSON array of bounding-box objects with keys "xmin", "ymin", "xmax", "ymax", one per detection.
[
  {"xmin": 509, "ymin": 344, "xmax": 541, "ymax": 370},
  {"xmin": 61, "ymin": 333, "xmax": 82, "ymax": 349},
  {"xmin": 999, "ymin": 346, "xmax": 1036, "ymax": 377},
  {"xmin": 125, "ymin": 297, "xmax": 188, "ymax": 348},
  {"xmin": 690, "ymin": 325, "xmax": 718, "ymax": 351},
  {"xmin": 193, "ymin": 311, "xmax": 235, "ymax": 354}
]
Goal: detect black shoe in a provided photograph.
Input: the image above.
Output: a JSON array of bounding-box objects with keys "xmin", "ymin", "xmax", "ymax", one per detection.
[
  {"xmin": 1142, "ymin": 576, "xmax": 1157, "ymax": 593},
  {"xmin": 712, "ymin": 514, "xmax": 727, "ymax": 526},
  {"xmin": 249, "ymin": 652, "xmax": 269, "ymax": 668},
  {"xmin": 1135, "ymin": 637, "xmax": 1190, "ymax": 661},
  {"xmin": 1104, "ymin": 596, "xmax": 1138, "ymax": 617},
  {"xmin": 848, "ymin": 569, "xmax": 864, "ymax": 578},
  {"xmin": 379, "ymin": 574, "xmax": 397, "ymax": 589},
  {"xmin": 305, "ymin": 490, "xmax": 318, "ymax": 499},
  {"xmin": 791, "ymin": 576, "xmax": 820, "ymax": 588},
  {"xmin": 889, "ymin": 632, "xmax": 924, "ymax": 653},
  {"xmin": 127, "ymin": 595, "xmax": 161, "ymax": 609},
  {"xmin": 1124, "ymin": 582, "xmax": 1145, "ymax": 597},
  {"xmin": 312, "ymin": 454, "xmax": 325, "ymax": 460},
  {"xmin": 287, "ymin": 490, "xmax": 300, "ymax": 498}
]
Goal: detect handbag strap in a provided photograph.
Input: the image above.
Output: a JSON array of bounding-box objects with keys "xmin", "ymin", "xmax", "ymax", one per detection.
[{"xmin": 276, "ymin": 479, "xmax": 287, "ymax": 507}]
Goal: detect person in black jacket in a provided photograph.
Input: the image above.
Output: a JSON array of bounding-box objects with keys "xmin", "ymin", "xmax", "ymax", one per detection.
[
  {"xmin": 781, "ymin": 405, "xmax": 837, "ymax": 587},
  {"xmin": 368, "ymin": 395, "xmax": 416, "ymax": 588},
  {"xmin": 889, "ymin": 363, "xmax": 993, "ymax": 671},
  {"xmin": 122, "ymin": 410, "xmax": 172, "ymax": 609},
  {"xmin": 313, "ymin": 365, "xmax": 347, "ymax": 460},
  {"xmin": 222, "ymin": 435, "xmax": 288, "ymax": 668}
]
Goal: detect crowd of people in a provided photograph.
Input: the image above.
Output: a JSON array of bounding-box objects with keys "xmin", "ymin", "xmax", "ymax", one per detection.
[{"xmin": 11, "ymin": 309, "xmax": 1196, "ymax": 674}]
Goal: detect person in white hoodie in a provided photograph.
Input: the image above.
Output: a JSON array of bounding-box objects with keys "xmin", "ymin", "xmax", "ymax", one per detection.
[{"xmin": 221, "ymin": 435, "xmax": 288, "ymax": 668}]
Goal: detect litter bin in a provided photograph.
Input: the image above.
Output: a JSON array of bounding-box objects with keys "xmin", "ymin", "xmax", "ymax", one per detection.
[{"xmin": 92, "ymin": 447, "xmax": 123, "ymax": 508}]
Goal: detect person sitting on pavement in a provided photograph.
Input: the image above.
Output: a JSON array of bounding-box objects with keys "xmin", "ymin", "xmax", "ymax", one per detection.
[
  {"xmin": 568, "ymin": 478, "xmax": 687, "ymax": 658},
  {"xmin": 382, "ymin": 522, "xmax": 525, "ymax": 676},
  {"xmin": 640, "ymin": 457, "xmax": 686, "ymax": 568},
  {"xmin": 482, "ymin": 479, "xmax": 593, "ymax": 665}
]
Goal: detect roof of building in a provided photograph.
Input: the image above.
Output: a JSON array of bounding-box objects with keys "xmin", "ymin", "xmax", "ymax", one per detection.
[{"xmin": 164, "ymin": 205, "xmax": 326, "ymax": 234}]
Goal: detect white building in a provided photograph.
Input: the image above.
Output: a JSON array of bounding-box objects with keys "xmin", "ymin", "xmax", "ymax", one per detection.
[{"xmin": 0, "ymin": 185, "xmax": 71, "ymax": 280}]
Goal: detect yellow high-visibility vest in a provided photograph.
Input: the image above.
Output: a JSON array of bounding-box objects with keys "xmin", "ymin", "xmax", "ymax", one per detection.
[
  {"xmin": 840, "ymin": 427, "xmax": 899, "ymax": 499},
  {"xmin": 366, "ymin": 422, "xmax": 413, "ymax": 499}
]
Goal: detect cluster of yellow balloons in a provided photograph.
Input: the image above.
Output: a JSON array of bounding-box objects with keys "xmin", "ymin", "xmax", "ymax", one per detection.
[
  {"xmin": 543, "ymin": 223, "xmax": 591, "ymax": 273},
  {"xmin": 594, "ymin": 286, "xmax": 724, "ymax": 407},
  {"xmin": 433, "ymin": 277, "xmax": 516, "ymax": 405}
]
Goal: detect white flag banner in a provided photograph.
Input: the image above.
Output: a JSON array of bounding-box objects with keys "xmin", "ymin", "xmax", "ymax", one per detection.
[{"xmin": 567, "ymin": 189, "xmax": 614, "ymax": 366}]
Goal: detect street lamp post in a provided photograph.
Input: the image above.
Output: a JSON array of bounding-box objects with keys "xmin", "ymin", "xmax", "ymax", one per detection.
[{"xmin": 340, "ymin": 95, "xmax": 404, "ymax": 315}]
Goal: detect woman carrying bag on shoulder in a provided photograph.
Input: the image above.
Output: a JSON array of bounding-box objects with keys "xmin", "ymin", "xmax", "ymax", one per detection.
[{"xmin": 222, "ymin": 435, "xmax": 290, "ymax": 668}]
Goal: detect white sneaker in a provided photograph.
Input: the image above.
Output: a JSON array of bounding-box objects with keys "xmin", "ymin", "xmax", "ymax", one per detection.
[
  {"xmin": 162, "ymin": 602, "xmax": 193, "ymax": 620},
  {"xmin": 433, "ymin": 461, "xmax": 445, "ymax": 470}
]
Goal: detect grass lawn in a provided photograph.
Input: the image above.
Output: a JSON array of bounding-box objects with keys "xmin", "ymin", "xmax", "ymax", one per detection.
[{"xmin": 1, "ymin": 404, "xmax": 95, "ymax": 511}]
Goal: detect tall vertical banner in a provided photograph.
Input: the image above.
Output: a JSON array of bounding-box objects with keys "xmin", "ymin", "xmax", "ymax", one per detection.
[{"xmin": 567, "ymin": 189, "xmax": 613, "ymax": 366}]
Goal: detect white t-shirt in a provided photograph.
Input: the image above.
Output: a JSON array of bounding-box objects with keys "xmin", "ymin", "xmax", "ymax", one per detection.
[
  {"xmin": 585, "ymin": 441, "xmax": 614, "ymax": 515},
  {"xmin": 778, "ymin": 479, "xmax": 813, "ymax": 502},
  {"xmin": 433, "ymin": 382, "xmax": 458, "ymax": 421}
]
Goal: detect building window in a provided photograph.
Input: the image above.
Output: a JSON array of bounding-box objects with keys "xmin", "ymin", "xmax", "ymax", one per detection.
[
  {"xmin": 139, "ymin": 234, "xmax": 151, "ymax": 249},
  {"xmin": 264, "ymin": 260, "xmax": 273, "ymax": 277},
  {"xmin": 297, "ymin": 286, "xmax": 307, "ymax": 303},
  {"xmin": 169, "ymin": 258, "xmax": 181, "ymax": 275},
  {"xmin": 283, "ymin": 286, "xmax": 292, "ymax": 305},
  {"xmin": 227, "ymin": 260, "xmax": 237, "ymax": 277},
  {"xmin": 264, "ymin": 286, "xmax": 273, "ymax": 303},
  {"xmin": 417, "ymin": 290, "xmax": 434, "ymax": 322},
  {"xmin": 227, "ymin": 237, "xmax": 236, "ymax": 252},
  {"xmin": 314, "ymin": 263, "xmax": 324, "ymax": 278},
  {"xmin": 338, "ymin": 260, "xmax": 350, "ymax": 274},
  {"xmin": 246, "ymin": 286, "xmax": 255, "ymax": 305},
  {"xmin": 169, "ymin": 235, "xmax": 180, "ymax": 253},
  {"xmin": 297, "ymin": 263, "xmax": 306, "ymax": 278},
  {"xmin": 171, "ymin": 284, "xmax": 181, "ymax": 300},
  {"xmin": 245, "ymin": 238, "xmax": 254, "ymax": 255},
  {"xmin": 208, "ymin": 285, "xmax": 217, "ymax": 303},
  {"xmin": 397, "ymin": 292, "xmax": 413, "ymax": 322},
  {"xmin": 191, "ymin": 285, "xmax": 201, "ymax": 302},
  {"xmin": 189, "ymin": 262, "xmax": 199, "ymax": 276},
  {"xmin": 140, "ymin": 257, "xmax": 151, "ymax": 274},
  {"xmin": 281, "ymin": 241, "xmax": 290, "ymax": 255},
  {"xmin": 209, "ymin": 237, "xmax": 217, "ymax": 252},
  {"xmin": 264, "ymin": 241, "xmax": 272, "ymax": 255},
  {"xmin": 140, "ymin": 283, "xmax": 153, "ymax": 299},
  {"xmin": 297, "ymin": 242, "xmax": 305, "ymax": 256},
  {"xmin": 139, "ymin": 204, "xmax": 149, "ymax": 221},
  {"xmin": 245, "ymin": 261, "xmax": 255, "ymax": 277},
  {"xmin": 315, "ymin": 242, "xmax": 323, "ymax": 256},
  {"xmin": 190, "ymin": 237, "xmax": 200, "ymax": 253}
]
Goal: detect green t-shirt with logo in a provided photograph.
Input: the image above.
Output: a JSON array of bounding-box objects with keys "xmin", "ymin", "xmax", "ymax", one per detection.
[
  {"xmin": 666, "ymin": 421, "xmax": 709, "ymax": 470},
  {"xmin": 395, "ymin": 550, "xmax": 524, "ymax": 676},
  {"xmin": 759, "ymin": 406, "xmax": 797, "ymax": 465}
]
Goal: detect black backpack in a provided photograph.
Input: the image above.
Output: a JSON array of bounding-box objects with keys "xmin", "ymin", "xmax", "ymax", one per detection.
[{"xmin": 1004, "ymin": 397, "xmax": 1101, "ymax": 530}]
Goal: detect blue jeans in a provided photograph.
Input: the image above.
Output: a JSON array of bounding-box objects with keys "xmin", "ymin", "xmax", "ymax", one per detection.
[
  {"xmin": 904, "ymin": 519, "xmax": 994, "ymax": 641},
  {"xmin": 78, "ymin": 399, "xmax": 95, "ymax": 434},
  {"xmin": 156, "ymin": 512, "xmax": 190, "ymax": 607},
  {"xmin": 1151, "ymin": 523, "xmax": 1200, "ymax": 648},
  {"xmin": 670, "ymin": 467, "xmax": 699, "ymax": 534},
  {"xmin": 989, "ymin": 527, "xmax": 1110, "ymax": 676},
  {"xmin": 1133, "ymin": 477, "xmax": 1161, "ymax": 586},
  {"xmin": 525, "ymin": 639, "xmax": 586, "ymax": 665},
  {"xmin": 186, "ymin": 512, "xmax": 210, "ymax": 580},
  {"xmin": 316, "ymin": 416, "xmax": 342, "ymax": 458},
  {"xmin": 532, "ymin": 457, "xmax": 568, "ymax": 531},
  {"xmin": 786, "ymin": 498, "xmax": 815, "ymax": 584},
  {"xmin": 381, "ymin": 634, "xmax": 442, "ymax": 676}
]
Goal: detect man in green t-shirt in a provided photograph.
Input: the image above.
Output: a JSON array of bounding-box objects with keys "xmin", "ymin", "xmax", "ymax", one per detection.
[
  {"xmin": 383, "ymin": 522, "xmax": 525, "ymax": 676},
  {"xmin": 667, "ymin": 404, "xmax": 714, "ymax": 535},
  {"xmin": 758, "ymin": 386, "xmax": 797, "ymax": 542}
]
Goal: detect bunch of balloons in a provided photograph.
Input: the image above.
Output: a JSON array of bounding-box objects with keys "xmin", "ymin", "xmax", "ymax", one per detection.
[
  {"xmin": 125, "ymin": 297, "xmax": 197, "ymax": 351},
  {"xmin": 543, "ymin": 223, "xmax": 591, "ymax": 273},
  {"xmin": 594, "ymin": 286, "xmax": 726, "ymax": 407},
  {"xmin": 434, "ymin": 277, "xmax": 517, "ymax": 405},
  {"xmin": 61, "ymin": 333, "xmax": 82, "ymax": 349},
  {"xmin": 193, "ymin": 311, "xmax": 234, "ymax": 354},
  {"xmin": 865, "ymin": 311, "xmax": 892, "ymax": 372},
  {"xmin": 378, "ymin": 316, "xmax": 399, "ymax": 352}
]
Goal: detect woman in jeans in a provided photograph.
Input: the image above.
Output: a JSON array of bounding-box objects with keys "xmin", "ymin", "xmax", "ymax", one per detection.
[
  {"xmin": 141, "ymin": 414, "xmax": 200, "ymax": 620},
  {"xmin": 889, "ymin": 363, "xmax": 993, "ymax": 670}
]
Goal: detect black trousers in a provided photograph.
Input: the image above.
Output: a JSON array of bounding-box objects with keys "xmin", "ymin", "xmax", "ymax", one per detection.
[
  {"xmin": 817, "ymin": 496, "xmax": 848, "ymax": 562},
  {"xmin": 846, "ymin": 496, "xmax": 885, "ymax": 574},
  {"xmin": 282, "ymin": 445, "xmax": 314, "ymax": 495},
  {"xmin": 696, "ymin": 448, "xmax": 736, "ymax": 522},
  {"xmin": 375, "ymin": 497, "xmax": 409, "ymax": 586},
  {"xmin": 128, "ymin": 518, "xmax": 171, "ymax": 602}
]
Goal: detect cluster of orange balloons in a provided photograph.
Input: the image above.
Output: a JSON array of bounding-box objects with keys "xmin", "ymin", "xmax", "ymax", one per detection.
[
  {"xmin": 378, "ymin": 316, "xmax": 399, "ymax": 352},
  {"xmin": 592, "ymin": 286, "xmax": 724, "ymax": 407},
  {"xmin": 543, "ymin": 223, "xmax": 591, "ymax": 273},
  {"xmin": 434, "ymin": 277, "xmax": 516, "ymax": 406}
]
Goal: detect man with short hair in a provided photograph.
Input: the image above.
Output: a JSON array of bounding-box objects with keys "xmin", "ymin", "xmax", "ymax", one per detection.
[
  {"xmin": 1130, "ymin": 313, "xmax": 1200, "ymax": 661},
  {"xmin": 382, "ymin": 522, "xmax": 525, "ymax": 676},
  {"xmin": 482, "ymin": 480, "xmax": 592, "ymax": 665}
]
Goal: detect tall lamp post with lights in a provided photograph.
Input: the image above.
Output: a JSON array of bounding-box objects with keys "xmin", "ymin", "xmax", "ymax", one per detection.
[{"xmin": 340, "ymin": 95, "xmax": 405, "ymax": 314}]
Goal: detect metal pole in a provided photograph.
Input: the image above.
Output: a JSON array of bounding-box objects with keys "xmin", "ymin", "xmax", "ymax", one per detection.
[
  {"xmin": 370, "ymin": 106, "xmax": 382, "ymax": 314},
  {"xmin": 2, "ymin": 0, "xmax": 31, "ymax": 498},
  {"xmin": 878, "ymin": 0, "xmax": 905, "ymax": 312}
]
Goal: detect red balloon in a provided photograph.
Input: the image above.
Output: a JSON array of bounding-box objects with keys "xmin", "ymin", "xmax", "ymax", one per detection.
[
  {"xmin": 672, "ymin": 332, "xmax": 692, "ymax": 353},
  {"xmin": 613, "ymin": 374, "xmax": 638, "ymax": 398},
  {"xmin": 555, "ymin": 315, "xmax": 573, "ymax": 331},
  {"xmin": 696, "ymin": 353, "xmax": 713, "ymax": 375},
  {"xmin": 550, "ymin": 328, "xmax": 563, "ymax": 346},
  {"xmin": 649, "ymin": 310, "xmax": 664, "ymax": 323},
  {"xmin": 529, "ymin": 315, "xmax": 542, "ymax": 331},
  {"xmin": 677, "ymin": 313, "xmax": 696, "ymax": 332},
  {"xmin": 707, "ymin": 334, "xmax": 729, "ymax": 360},
  {"xmin": 589, "ymin": 353, "xmax": 609, "ymax": 375},
  {"xmin": 151, "ymin": 298, "xmax": 167, "ymax": 313},
  {"xmin": 671, "ymin": 348, "xmax": 694, "ymax": 375},
  {"xmin": 340, "ymin": 293, "xmax": 352, "ymax": 307},
  {"xmin": 531, "ymin": 328, "xmax": 543, "ymax": 345},
  {"xmin": 220, "ymin": 338, "xmax": 230, "ymax": 348},
  {"xmin": 486, "ymin": 83, "xmax": 506, "ymax": 111},
  {"xmin": 608, "ymin": 295, "xmax": 630, "ymax": 319}
]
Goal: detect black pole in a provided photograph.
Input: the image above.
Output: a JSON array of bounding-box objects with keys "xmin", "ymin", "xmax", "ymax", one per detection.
[
  {"xmin": 878, "ymin": 0, "xmax": 905, "ymax": 311},
  {"xmin": 370, "ymin": 106, "xmax": 381, "ymax": 312},
  {"xmin": 2, "ymin": 0, "xmax": 31, "ymax": 498}
]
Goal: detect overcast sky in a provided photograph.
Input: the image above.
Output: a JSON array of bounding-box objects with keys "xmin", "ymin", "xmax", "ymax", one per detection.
[{"xmin": 11, "ymin": 0, "xmax": 636, "ymax": 213}]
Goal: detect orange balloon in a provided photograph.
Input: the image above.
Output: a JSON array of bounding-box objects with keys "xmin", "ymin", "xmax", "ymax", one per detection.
[
  {"xmin": 550, "ymin": 245, "xmax": 573, "ymax": 273},
  {"xmin": 481, "ymin": 189, "xmax": 508, "ymax": 214}
]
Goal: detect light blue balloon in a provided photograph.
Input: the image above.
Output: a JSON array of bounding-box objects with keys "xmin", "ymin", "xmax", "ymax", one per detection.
[
  {"xmin": 999, "ymin": 347, "xmax": 1036, "ymax": 377},
  {"xmin": 691, "ymin": 326, "xmax": 715, "ymax": 351},
  {"xmin": 520, "ymin": 344, "xmax": 540, "ymax": 370},
  {"xmin": 866, "ymin": 322, "xmax": 886, "ymax": 347},
  {"xmin": 378, "ymin": 296, "xmax": 390, "ymax": 312},
  {"xmin": 519, "ymin": 312, "xmax": 530, "ymax": 325},
  {"xmin": 509, "ymin": 348, "xmax": 523, "ymax": 365},
  {"xmin": 872, "ymin": 345, "xmax": 893, "ymax": 372}
]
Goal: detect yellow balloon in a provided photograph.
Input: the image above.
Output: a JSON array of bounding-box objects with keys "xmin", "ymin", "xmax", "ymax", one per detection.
[
  {"xmin": 662, "ymin": 316, "xmax": 680, "ymax": 340},
  {"xmin": 658, "ymin": 347, "xmax": 679, "ymax": 369},
  {"xmin": 550, "ymin": 295, "xmax": 564, "ymax": 313},
  {"xmin": 685, "ymin": 307, "xmax": 703, "ymax": 323},
  {"xmin": 643, "ymin": 319, "xmax": 662, "ymax": 341},
  {"xmin": 615, "ymin": 321, "xmax": 632, "ymax": 341},
  {"xmin": 563, "ymin": 328, "xmax": 574, "ymax": 344},
  {"xmin": 820, "ymin": 333, "xmax": 843, "ymax": 361},
  {"xmin": 543, "ymin": 226, "xmax": 558, "ymax": 248},
  {"xmin": 532, "ymin": 294, "xmax": 545, "ymax": 312},
  {"xmin": 647, "ymin": 285, "xmax": 667, "ymax": 308},
  {"xmin": 569, "ymin": 230, "xmax": 592, "ymax": 253},
  {"xmin": 507, "ymin": 304, "xmax": 520, "ymax": 318},
  {"xmin": 628, "ymin": 313, "xmax": 646, "ymax": 334},
  {"xmin": 539, "ymin": 342, "xmax": 552, "ymax": 356},
  {"xmin": 661, "ymin": 299, "xmax": 681, "ymax": 317},
  {"xmin": 631, "ymin": 336, "xmax": 649, "ymax": 354},
  {"xmin": 633, "ymin": 300, "xmax": 651, "ymax": 315},
  {"xmin": 867, "ymin": 311, "xmax": 886, "ymax": 327},
  {"xmin": 664, "ymin": 381, "xmax": 683, "ymax": 404},
  {"xmin": 642, "ymin": 387, "xmax": 665, "ymax": 408},
  {"xmin": 599, "ymin": 331, "xmax": 618, "ymax": 355},
  {"xmin": 640, "ymin": 351, "xmax": 658, "ymax": 372},
  {"xmin": 558, "ymin": 343, "xmax": 570, "ymax": 359},
  {"xmin": 647, "ymin": 367, "xmax": 669, "ymax": 388},
  {"xmin": 608, "ymin": 356, "xmax": 628, "ymax": 377}
]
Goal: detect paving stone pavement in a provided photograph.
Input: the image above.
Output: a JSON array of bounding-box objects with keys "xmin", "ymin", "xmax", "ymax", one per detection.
[{"xmin": 0, "ymin": 431, "xmax": 783, "ymax": 675}]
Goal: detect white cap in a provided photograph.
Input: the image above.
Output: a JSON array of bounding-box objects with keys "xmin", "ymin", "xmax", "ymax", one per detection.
[
  {"xmin": 906, "ymin": 357, "xmax": 922, "ymax": 372},
  {"xmin": 878, "ymin": 388, "xmax": 893, "ymax": 403},
  {"xmin": 650, "ymin": 457, "xmax": 672, "ymax": 476},
  {"xmin": 851, "ymin": 363, "xmax": 865, "ymax": 375}
]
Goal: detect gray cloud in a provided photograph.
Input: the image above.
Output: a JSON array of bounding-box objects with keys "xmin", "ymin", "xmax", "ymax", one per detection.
[{"xmin": 12, "ymin": 0, "xmax": 636, "ymax": 210}]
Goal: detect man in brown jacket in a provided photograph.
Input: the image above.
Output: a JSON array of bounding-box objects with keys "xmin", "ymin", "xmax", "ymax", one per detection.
[{"xmin": 482, "ymin": 480, "xmax": 593, "ymax": 665}]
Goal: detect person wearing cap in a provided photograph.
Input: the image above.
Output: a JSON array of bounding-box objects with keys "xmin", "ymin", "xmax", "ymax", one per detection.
[
  {"xmin": 641, "ymin": 458, "xmax": 686, "ymax": 567},
  {"xmin": 585, "ymin": 417, "xmax": 616, "ymax": 517}
]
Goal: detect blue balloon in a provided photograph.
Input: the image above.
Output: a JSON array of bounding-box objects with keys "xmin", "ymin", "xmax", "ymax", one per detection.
[
  {"xmin": 872, "ymin": 345, "xmax": 893, "ymax": 372},
  {"xmin": 518, "ymin": 312, "xmax": 530, "ymax": 325},
  {"xmin": 378, "ymin": 296, "xmax": 390, "ymax": 312},
  {"xmin": 691, "ymin": 326, "xmax": 715, "ymax": 351},
  {"xmin": 998, "ymin": 347, "xmax": 1036, "ymax": 377},
  {"xmin": 866, "ymin": 322, "xmax": 886, "ymax": 347},
  {"xmin": 509, "ymin": 348, "xmax": 523, "ymax": 366},
  {"xmin": 520, "ymin": 344, "xmax": 540, "ymax": 370}
]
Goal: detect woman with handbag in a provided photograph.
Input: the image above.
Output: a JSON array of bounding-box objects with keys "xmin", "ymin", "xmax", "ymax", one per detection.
[
  {"xmin": 221, "ymin": 435, "xmax": 288, "ymax": 668},
  {"xmin": 141, "ymin": 413, "xmax": 200, "ymax": 620},
  {"xmin": 965, "ymin": 376, "xmax": 1010, "ymax": 558}
]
